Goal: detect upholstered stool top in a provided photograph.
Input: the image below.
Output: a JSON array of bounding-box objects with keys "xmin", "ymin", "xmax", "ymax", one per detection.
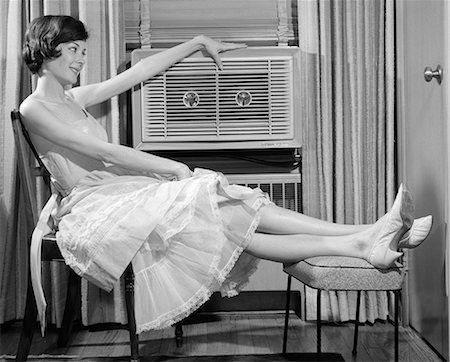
[{"xmin": 284, "ymin": 256, "xmax": 405, "ymax": 291}]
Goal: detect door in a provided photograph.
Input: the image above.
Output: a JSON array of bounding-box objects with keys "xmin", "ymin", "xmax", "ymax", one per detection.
[{"xmin": 396, "ymin": 0, "xmax": 449, "ymax": 358}]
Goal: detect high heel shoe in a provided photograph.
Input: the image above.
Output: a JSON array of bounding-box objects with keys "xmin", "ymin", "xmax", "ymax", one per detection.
[
  {"xmin": 367, "ymin": 184, "xmax": 414, "ymax": 269},
  {"xmin": 397, "ymin": 215, "xmax": 433, "ymax": 249}
]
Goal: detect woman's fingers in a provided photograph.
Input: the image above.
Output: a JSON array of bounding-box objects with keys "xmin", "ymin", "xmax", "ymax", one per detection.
[{"xmin": 207, "ymin": 50, "xmax": 223, "ymax": 70}]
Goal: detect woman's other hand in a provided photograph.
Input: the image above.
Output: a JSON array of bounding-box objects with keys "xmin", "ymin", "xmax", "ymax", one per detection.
[
  {"xmin": 174, "ymin": 163, "xmax": 193, "ymax": 181},
  {"xmin": 195, "ymin": 35, "xmax": 247, "ymax": 70}
]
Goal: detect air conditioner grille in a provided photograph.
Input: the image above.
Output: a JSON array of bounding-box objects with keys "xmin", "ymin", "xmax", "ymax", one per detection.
[
  {"xmin": 141, "ymin": 57, "xmax": 294, "ymax": 141},
  {"xmin": 227, "ymin": 173, "xmax": 302, "ymax": 212}
]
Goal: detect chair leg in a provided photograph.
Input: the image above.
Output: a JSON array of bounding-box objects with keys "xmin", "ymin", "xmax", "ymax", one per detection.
[
  {"xmin": 124, "ymin": 264, "xmax": 140, "ymax": 362},
  {"xmin": 16, "ymin": 271, "xmax": 38, "ymax": 361},
  {"xmin": 282, "ymin": 275, "xmax": 292, "ymax": 354},
  {"xmin": 394, "ymin": 290, "xmax": 399, "ymax": 362},
  {"xmin": 57, "ymin": 268, "xmax": 81, "ymax": 347},
  {"xmin": 317, "ymin": 289, "xmax": 321, "ymax": 354},
  {"xmin": 175, "ymin": 322, "xmax": 184, "ymax": 347},
  {"xmin": 352, "ymin": 290, "xmax": 361, "ymax": 355}
]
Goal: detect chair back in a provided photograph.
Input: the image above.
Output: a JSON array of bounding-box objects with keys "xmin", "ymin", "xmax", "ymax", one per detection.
[{"xmin": 11, "ymin": 109, "xmax": 51, "ymax": 224}]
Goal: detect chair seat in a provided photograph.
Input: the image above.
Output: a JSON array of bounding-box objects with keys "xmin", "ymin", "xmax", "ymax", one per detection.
[
  {"xmin": 43, "ymin": 233, "xmax": 56, "ymax": 241},
  {"xmin": 283, "ymin": 256, "xmax": 404, "ymax": 291}
]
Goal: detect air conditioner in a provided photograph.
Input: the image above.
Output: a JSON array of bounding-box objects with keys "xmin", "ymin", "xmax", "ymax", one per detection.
[{"xmin": 131, "ymin": 47, "xmax": 301, "ymax": 151}]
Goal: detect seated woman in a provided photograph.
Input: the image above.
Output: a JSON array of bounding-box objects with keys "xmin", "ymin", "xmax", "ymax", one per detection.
[{"xmin": 20, "ymin": 15, "xmax": 432, "ymax": 333}]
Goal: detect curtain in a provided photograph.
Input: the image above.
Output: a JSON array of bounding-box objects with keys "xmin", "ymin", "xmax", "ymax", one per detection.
[
  {"xmin": 299, "ymin": 0, "xmax": 396, "ymax": 322},
  {"xmin": 0, "ymin": 0, "xmax": 126, "ymax": 327},
  {"xmin": 0, "ymin": 0, "xmax": 30, "ymax": 324}
]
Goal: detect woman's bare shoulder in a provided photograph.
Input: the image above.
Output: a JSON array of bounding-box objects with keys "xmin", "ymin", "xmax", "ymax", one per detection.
[
  {"xmin": 18, "ymin": 96, "xmax": 66, "ymax": 135},
  {"xmin": 20, "ymin": 94, "xmax": 50, "ymax": 111},
  {"xmin": 19, "ymin": 96, "xmax": 48, "ymax": 122},
  {"xmin": 18, "ymin": 97, "xmax": 55, "ymax": 152}
]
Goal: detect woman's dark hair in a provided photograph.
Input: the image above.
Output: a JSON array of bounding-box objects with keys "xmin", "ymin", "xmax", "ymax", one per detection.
[{"xmin": 23, "ymin": 15, "xmax": 89, "ymax": 74}]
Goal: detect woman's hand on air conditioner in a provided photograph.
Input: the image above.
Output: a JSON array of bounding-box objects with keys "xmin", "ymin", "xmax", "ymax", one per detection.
[{"xmin": 196, "ymin": 35, "xmax": 247, "ymax": 70}]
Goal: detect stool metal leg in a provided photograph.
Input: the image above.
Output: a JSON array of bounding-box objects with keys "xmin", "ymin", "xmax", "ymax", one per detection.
[
  {"xmin": 395, "ymin": 290, "xmax": 399, "ymax": 362},
  {"xmin": 352, "ymin": 290, "xmax": 361, "ymax": 355},
  {"xmin": 317, "ymin": 289, "xmax": 321, "ymax": 354},
  {"xmin": 282, "ymin": 275, "xmax": 292, "ymax": 354}
]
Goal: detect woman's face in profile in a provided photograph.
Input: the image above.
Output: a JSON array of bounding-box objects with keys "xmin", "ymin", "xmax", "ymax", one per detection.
[{"xmin": 41, "ymin": 40, "xmax": 87, "ymax": 86}]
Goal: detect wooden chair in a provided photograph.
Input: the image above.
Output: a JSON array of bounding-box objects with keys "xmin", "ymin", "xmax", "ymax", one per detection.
[
  {"xmin": 282, "ymin": 256, "xmax": 404, "ymax": 361},
  {"xmin": 11, "ymin": 109, "xmax": 140, "ymax": 361}
]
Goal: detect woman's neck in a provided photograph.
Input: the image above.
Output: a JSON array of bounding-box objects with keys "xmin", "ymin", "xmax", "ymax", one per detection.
[{"xmin": 34, "ymin": 73, "xmax": 71, "ymax": 102}]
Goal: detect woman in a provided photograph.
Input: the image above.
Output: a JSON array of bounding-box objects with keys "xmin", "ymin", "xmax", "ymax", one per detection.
[{"xmin": 20, "ymin": 15, "xmax": 431, "ymax": 333}]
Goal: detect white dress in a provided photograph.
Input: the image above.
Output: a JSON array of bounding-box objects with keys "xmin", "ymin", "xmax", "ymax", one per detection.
[{"xmin": 38, "ymin": 99, "xmax": 271, "ymax": 333}]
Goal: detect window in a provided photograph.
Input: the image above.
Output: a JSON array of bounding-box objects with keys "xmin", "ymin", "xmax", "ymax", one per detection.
[{"xmin": 124, "ymin": 0, "xmax": 298, "ymax": 49}]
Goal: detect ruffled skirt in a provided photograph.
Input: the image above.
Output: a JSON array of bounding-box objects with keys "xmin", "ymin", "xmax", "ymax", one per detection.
[{"xmin": 54, "ymin": 168, "xmax": 270, "ymax": 333}]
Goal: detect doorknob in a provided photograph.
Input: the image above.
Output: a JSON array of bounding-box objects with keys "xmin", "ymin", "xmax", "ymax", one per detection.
[{"xmin": 424, "ymin": 65, "xmax": 443, "ymax": 85}]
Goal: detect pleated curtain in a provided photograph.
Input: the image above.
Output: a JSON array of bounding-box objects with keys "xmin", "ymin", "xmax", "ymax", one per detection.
[
  {"xmin": 298, "ymin": 0, "xmax": 396, "ymax": 322},
  {"xmin": 0, "ymin": 0, "xmax": 126, "ymax": 327},
  {"xmin": 0, "ymin": 0, "xmax": 31, "ymax": 325}
]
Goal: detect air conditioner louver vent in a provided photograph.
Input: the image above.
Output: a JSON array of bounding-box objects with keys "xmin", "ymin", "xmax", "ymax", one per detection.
[
  {"xmin": 141, "ymin": 56, "xmax": 294, "ymax": 142},
  {"xmin": 227, "ymin": 173, "xmax": 302, "ymax": 212}
]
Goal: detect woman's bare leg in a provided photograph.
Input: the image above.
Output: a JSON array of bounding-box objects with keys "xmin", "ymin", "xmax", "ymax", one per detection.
[
  {"xmin": 257, "ymin": 203, "xmax": 372, "ymax": 236},
  {"xmin": 248, "ymin": 184, "xmax": 414, "ymax": 268},
  {"xmin": 245, "ymin": 231, "xmax": 368, "ymax": 263}
]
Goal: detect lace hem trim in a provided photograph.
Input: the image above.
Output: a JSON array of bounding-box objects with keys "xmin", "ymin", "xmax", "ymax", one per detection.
[{"xmin": 137, "ymin": 185, "xmax": 269, "ymax": 333}]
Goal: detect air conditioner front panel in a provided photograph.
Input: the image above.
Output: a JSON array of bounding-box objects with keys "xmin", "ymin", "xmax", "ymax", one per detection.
[{"xmin": 132, "ymin": 47, "xmax": 301, "ymax": 150}]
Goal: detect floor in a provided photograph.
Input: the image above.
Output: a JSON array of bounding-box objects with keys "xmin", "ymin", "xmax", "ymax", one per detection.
[{"xmin": 0, "ymin": 312, "xmax": 443, "ymax": 361}]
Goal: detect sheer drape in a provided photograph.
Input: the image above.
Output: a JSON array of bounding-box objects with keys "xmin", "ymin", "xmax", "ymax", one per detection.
[
  {"xmin": 0, "ymin": 0, "xmax": 30, "ymax": 324},
  {"xmin": 0, "ymin": 0, "xmax": 126, "ymax": 326},
  {"xmin": 299, "ymin": 0, "xmax": 396, "ymax": 322}
]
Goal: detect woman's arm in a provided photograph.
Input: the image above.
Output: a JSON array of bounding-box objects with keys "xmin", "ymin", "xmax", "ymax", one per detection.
[
  {"xmin": 69, "ymin": 36, "xmax": 246, "ymax": 108},
  {"xmin": 20, "ymin": 100, "xmax": 192, "ymax": 180}
]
